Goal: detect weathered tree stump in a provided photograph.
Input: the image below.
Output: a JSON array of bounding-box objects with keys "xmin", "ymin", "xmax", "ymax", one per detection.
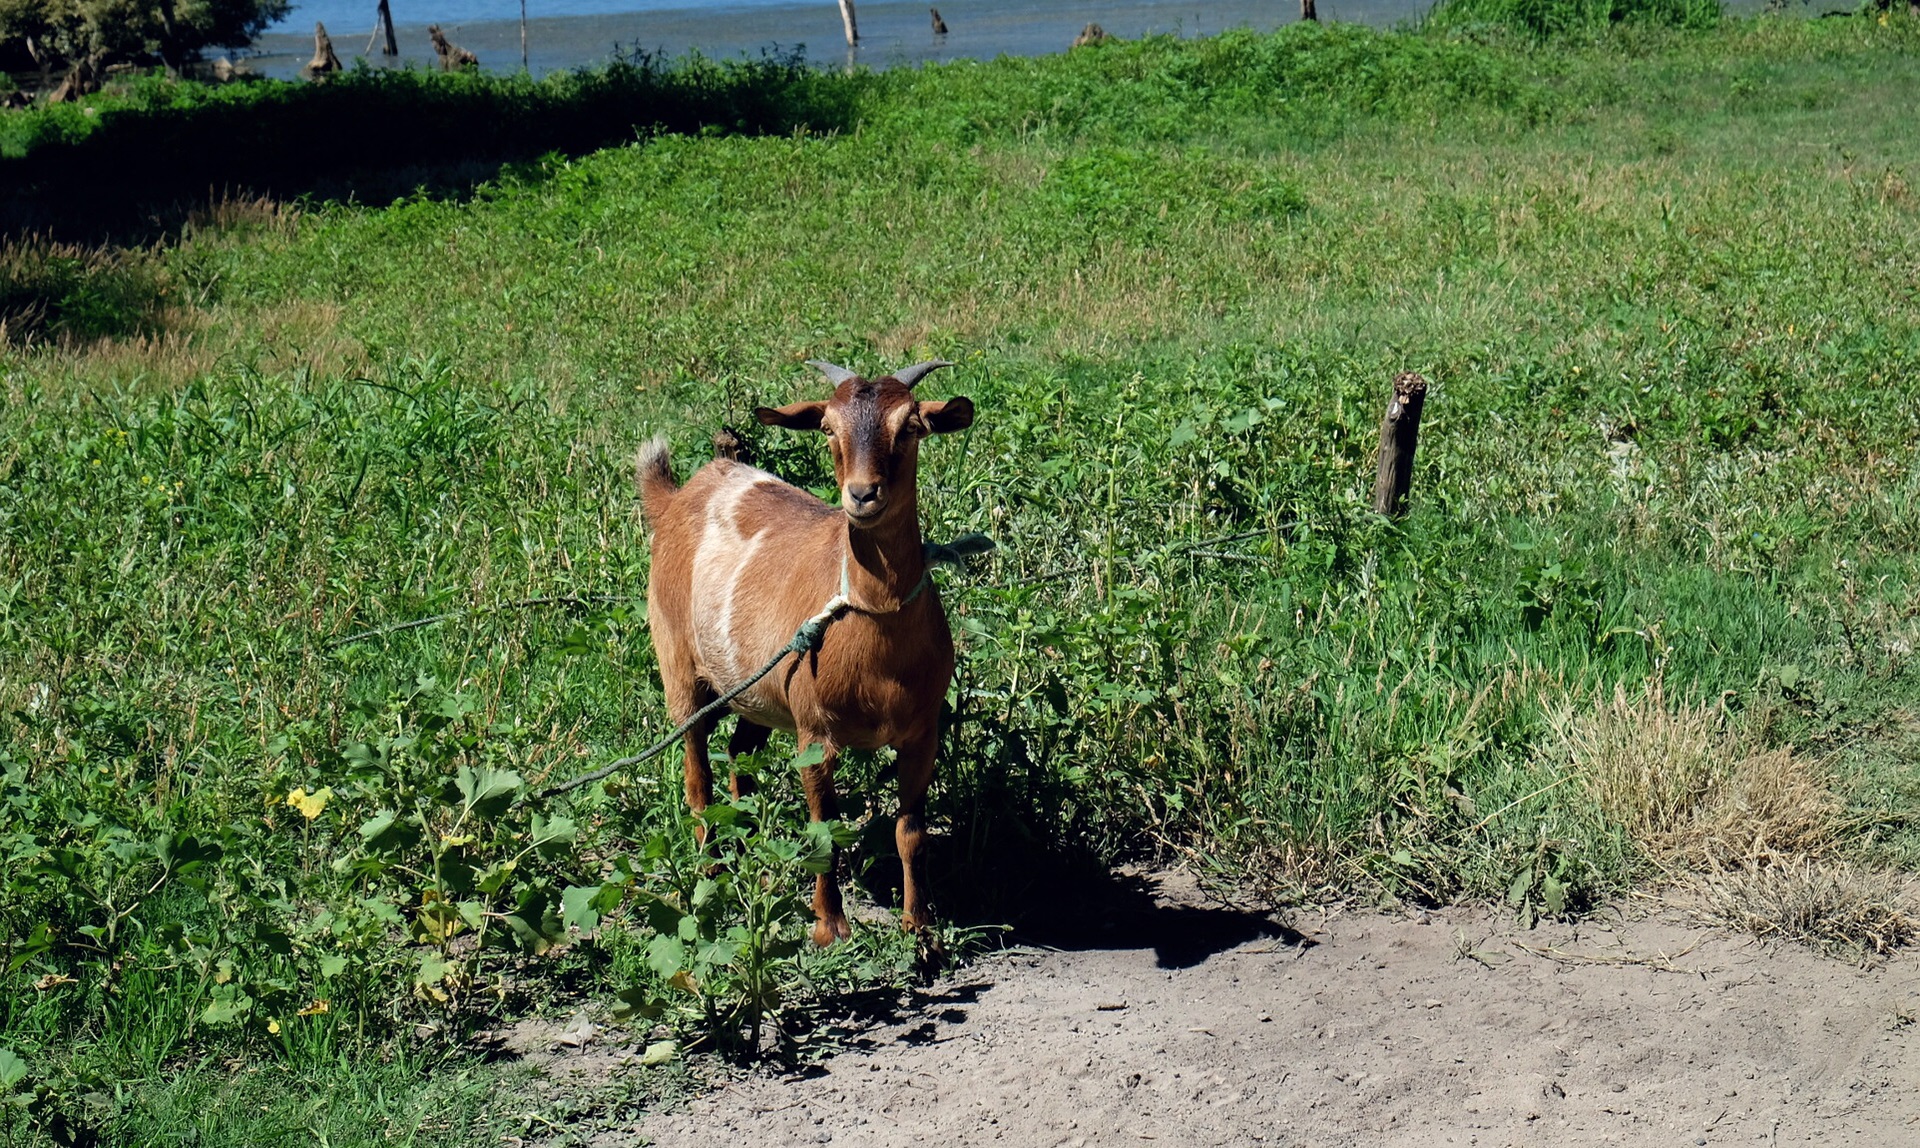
[
  {"xmin": 47, "ymin": 54, "xmax": 101, "ymax": 102},
  {"xmin": 301, "ymin": 23, "xmax": 343, "ymax": 81},
  {"xmin": 429, "ymin": 24, "xmax": 479, "ymax": 71},
  {"xmin": 930, "ymin": 7, "xmax": 948, "ymax": 34},
  {"xmin": 839, "ymin": 0, "xmax": 860, "ymax": 47},
  {"xmin": 1072, "ymin": 23, "xmax": 1112, "ymax": 48},
  {"xmin": 1371, "ymin": 372, "xmax": 1429, "ymax": 517}
]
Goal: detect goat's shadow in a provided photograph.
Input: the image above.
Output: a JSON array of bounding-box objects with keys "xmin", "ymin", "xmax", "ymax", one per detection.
[
  {"xmin": 817, "ymin": 855, "xmax": 1308, "ymax": 1059},
  {"xmin": 842, "ymin": 810, "xmax": 1305, "ymax": 972},
  {"xmin": 993, "ymin": 864, "xmax": 1307, "ymax": 970}
]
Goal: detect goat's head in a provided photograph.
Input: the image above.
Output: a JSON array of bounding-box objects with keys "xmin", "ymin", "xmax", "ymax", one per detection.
[{"xmin": 754, "ymin": 360, "xmax": 973, "ymax": 529}]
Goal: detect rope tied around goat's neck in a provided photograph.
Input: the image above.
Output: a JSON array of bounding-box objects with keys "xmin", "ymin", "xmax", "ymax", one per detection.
[
  {"xmin": 836, "ymin": 532, "xmax": 999, "ymax": 616},
  {"xmin": 539, "ymin": 531, "xmax": 994, "ymax": 798}
]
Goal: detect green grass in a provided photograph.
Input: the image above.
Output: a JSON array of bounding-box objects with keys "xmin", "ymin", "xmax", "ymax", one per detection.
[{"xmin": 5, "ymin": 14, "xmax": 1920, "ymax": 1145}]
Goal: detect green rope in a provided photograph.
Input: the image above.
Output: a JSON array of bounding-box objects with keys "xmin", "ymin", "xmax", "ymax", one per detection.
[{"xmin": 540, "ymin": 534, "xmax": 993, "ymax": 799}]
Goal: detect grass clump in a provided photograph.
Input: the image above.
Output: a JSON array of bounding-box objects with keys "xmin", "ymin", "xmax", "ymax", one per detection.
[
  {"xmin": 1694, "ymin": 857, "xmax": 1919, "ymax": 960},
  {"xmin": 1562, "ymin": 680, "xmax": 1839, "ymax": 862},
  {"xmin": 1560, "ymin": 680, "xmax": 1913, "ymax": 958}
]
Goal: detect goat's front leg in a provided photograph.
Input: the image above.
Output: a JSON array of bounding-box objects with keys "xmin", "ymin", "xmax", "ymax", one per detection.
[
  {"xmin": 798, "ymin": 737, "xmax": 850, "ymax": 946},
  {"xmin": 894, "ymin": 734, "xmax": 938, "ymax": 933}
]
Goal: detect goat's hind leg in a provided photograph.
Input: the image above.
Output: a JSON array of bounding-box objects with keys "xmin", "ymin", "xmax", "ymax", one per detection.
[{"xmin": 665, "ymin": 669, "xmax": 721, "ymax": 839}]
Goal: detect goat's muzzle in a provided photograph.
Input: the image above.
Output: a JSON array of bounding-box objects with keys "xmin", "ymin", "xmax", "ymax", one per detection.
[{"xmin": 843, "ymin": 481, "xmax": 886, "ymax": 524}]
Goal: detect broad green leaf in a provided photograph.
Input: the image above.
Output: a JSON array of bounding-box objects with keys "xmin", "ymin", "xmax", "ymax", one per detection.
[
  {"xmin": 416, "ymin": 951, "xmax": 453, "ymax": 986},
  {"xmin": 201, "ymin": 986, "xmax": 253, "ymax": 1027},
  {"xmin": 358, "ymin": 809, "xmax": 419, "ymax": 852},
  {"xmin": 646, "ymin": 934, "xmax": 687, "ymax": 980},
  {"xmin": 562, "ymin": 882, "xmax": 621, "ymax": 933},
  {"xmin": 531, "ymin": 813, "xmax": 577, "ymax": 859},
  {"xmin": 361, "ymin": 896, "xmax": 405, "ymax": 926},
  {"xmin": 454, "ymin": 765, "xmax": 523, "ymax": 814},
  {"xmin": 1506, "ymin": 867, "xmax": 1535, "ymax": 906},
  {"xmin": 0, "ymin": 1048, "xmax": 26, "ymax": 1090},
  {"xmin": 1542, "ymin": 873, "xmax": 1568, "ymax": 916}
]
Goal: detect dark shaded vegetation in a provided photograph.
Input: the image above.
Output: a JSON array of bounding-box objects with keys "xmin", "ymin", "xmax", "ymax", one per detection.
[
  {"xmin": 0, "ymin": 51, "xmax": 864, "ymax": 242},
  {"xmin": 0, "ymin": 238, "xmax": 173, "ymax": 341}
]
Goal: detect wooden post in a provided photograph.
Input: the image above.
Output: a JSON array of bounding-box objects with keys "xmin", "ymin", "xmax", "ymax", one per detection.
[
  {"xmin": 1371, "ymin": 372, "xmax": 1428, "ymax": 517},
  {"xmin": 930, "ymin": 7, "xmax": 948, "ymax": 34},
  {"xmin": 368, "ymin": 0, "xmax": 398, "ymax": 56},
  {"xmin": 520, "ymin": 0, "xmax": 529, "ymax": 70},
  {"xmin": 838, "ymin": 0, "xmax": 859, "ymax": 47},
  {"xmin": 1301, "ymin": 0, "xmax": 1319, "ymax": 21}
]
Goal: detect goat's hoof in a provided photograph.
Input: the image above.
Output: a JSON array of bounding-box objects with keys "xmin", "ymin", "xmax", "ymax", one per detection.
[{"xmin": 811, "ymin": 914, "xmax": 852, "ymax": 947}]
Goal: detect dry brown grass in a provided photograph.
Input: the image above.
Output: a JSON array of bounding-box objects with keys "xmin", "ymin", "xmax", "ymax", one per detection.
[
  {"xmin": 1567, "ymin": 680, "xmax": 1728, "ymax": 844},
  {"xmin": 1693, "ymin": 856, "xmax": 1919, "ymax": 961},
  {"xmin": 1561, "ymin": 681, "xmax": 1912, "ymax": 959}
]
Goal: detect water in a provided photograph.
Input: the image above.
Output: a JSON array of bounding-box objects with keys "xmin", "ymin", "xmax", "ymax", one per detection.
[{"xmin": 248, "ymin": 0, "xmax": 1434, "ymax": 80}]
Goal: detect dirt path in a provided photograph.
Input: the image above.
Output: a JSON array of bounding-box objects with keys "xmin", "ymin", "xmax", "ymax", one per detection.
[{"xmin": 612, "ymin": 872, "xmax": 1918, "ymax": 1147}]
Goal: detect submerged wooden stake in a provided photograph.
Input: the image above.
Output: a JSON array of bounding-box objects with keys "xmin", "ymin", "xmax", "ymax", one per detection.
[
  {"xmin": 1371, "ymin": 371, "xmax": 1428, "ymax": 517},
  {"xmin": 838, "ymin": 0, "xmax": 859, "ymax": 47},
  {"xmin": 368, "ymin": 0, "xmax": 398, "ymax": 57},
  {"xmin": 1302, "ymin": 0, "xmax": 1319, "ymax": 20}
]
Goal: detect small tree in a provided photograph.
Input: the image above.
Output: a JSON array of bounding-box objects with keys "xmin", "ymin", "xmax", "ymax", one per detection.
[{"xmin": 0, "ymin": 0, "xmax": 292, "ymax": 81}]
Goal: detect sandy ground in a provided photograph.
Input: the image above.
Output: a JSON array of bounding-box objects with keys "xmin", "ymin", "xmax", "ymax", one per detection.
[{"xmin": 563, "ymin": 871, "xmax": 1919, "ymax": 1148}]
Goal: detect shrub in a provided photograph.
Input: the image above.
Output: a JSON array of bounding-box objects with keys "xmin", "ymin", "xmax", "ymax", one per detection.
[{"xmin": 1427, "ymin": 0, "xmax": 1723, "ymax": 39}]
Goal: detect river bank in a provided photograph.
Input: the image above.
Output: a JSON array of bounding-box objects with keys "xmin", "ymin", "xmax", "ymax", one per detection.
[{"xmin": 245, "ymin": 0, "xmax": 1428, "ymax": 79}]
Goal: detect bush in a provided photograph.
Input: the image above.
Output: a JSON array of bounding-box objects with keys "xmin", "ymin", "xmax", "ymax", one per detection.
[{"xmin": 1427, "ymin": 0, "xmax": 1723, "ymax": 39}]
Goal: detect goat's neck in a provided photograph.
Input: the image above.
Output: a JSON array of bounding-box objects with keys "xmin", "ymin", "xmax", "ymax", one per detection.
[{"xmin": 842, "ymin": 501, "xmax": 927, "ymax": 615}]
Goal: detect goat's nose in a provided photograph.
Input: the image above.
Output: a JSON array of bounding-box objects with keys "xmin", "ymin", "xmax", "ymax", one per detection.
[{"xmin": 846, "ymin": 481, "xmax": 882, "ymax": 508}]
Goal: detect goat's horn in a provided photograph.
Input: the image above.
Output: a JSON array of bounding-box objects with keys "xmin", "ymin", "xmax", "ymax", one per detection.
[
  {"xmin": 891, "ymin": 360, "xmax": 954, "ymax": 389},
  {"xmin": 805, "ymin": 360, "xmax": 861, "ymax": 385}
]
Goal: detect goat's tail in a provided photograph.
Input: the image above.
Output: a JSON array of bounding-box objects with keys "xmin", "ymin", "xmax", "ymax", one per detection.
[{"xmin": 635, "ymin": 434, "xmax": 677, "ymax": 525}]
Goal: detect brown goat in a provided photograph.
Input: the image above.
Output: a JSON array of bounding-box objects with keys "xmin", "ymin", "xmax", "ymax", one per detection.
[{"xmin": 638, "ymin": 360, "xmax": 974, "ymax": 945}]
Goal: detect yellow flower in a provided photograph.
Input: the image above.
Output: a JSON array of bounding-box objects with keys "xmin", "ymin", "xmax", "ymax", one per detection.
[
  {"xmin": 267, "ymin": 1019, "xmax": 281, "ymax": 1035},
  {"xmin": 285, "ymin": 787, "xmax": 333, "ymax": 820}
]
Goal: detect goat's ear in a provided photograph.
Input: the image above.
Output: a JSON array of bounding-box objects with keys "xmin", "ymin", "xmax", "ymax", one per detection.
[
  {"xmin": 755, "ymin": 401, "xmax": 827, "ymax": 431},
  {"xmin": 919, "ymin": 396, "xmax": 974, "ymax": 435}
]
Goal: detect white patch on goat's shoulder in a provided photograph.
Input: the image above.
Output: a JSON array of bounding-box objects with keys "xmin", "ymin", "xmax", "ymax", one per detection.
[{"xmin": 691, "ymin": 472, "xmax": 776, "ymax": 691}]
